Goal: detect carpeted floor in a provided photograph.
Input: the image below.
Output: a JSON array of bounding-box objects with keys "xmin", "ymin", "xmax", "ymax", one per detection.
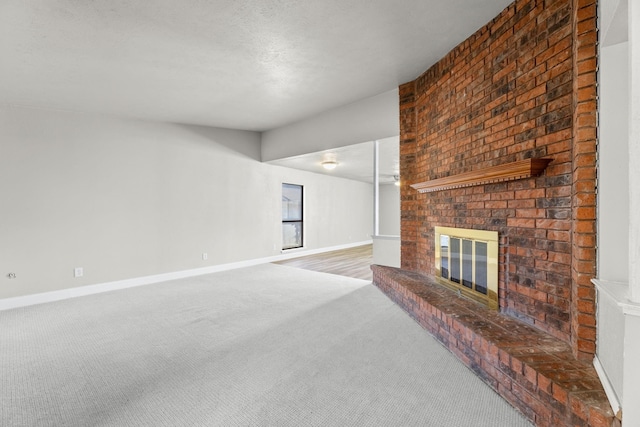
[{"xmin": 0, "ymin": 264, "xmax": 532, "ymax": 426}]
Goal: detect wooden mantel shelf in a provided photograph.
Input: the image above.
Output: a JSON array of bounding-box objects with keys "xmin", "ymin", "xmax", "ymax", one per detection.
[{"xmin": 410, "ymin": 158, "xmax": 553, "ymax": 193}]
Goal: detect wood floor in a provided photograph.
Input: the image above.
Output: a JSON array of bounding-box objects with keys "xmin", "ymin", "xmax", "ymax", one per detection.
[{"xmin": 274, "ymin": 244, "xmax": 373, "ymax": 281}]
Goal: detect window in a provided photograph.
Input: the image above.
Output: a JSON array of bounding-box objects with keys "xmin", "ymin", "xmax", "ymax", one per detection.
[{"xmin": 282, "ymin": 183, "xmax": 303, "ymax": 250}]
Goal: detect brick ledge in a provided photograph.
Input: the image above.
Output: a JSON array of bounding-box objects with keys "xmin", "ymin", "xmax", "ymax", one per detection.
[{"xmin": 371, "ymin": 265, "xmax": 617, "ymax": 427}]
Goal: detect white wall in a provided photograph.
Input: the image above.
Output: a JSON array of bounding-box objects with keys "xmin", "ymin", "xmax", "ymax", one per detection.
[
  {"xmin": 595, "ymin": 285, "xmax": 625, "ymax": 409},
  {"xmin": 595, "ymin": 41, "xmax": 629, "ymax": 409},
  {"xmin": 598, "ymin": 42, "xmax": 629, "ymax": 283},
  {"xmin": 595, "ymin": 33, "xmax": 629, "ymax": 423},
  {"xmin": 595, "ymin": 1, "xmax": 640, "ymax": 424},
  {"xmin": 379, "ymin": 184, "xmax": 400, "ymax": 236},
  {"xmin": 261, "ymin": 89, "xmax": 399, "ymax": 162},
  {"xmin": 623, "ymin": 0, "xmax": 640, "ymax": 423},
  {"xmin": 0, "ymin": 107, "xmax": 373, "ymax": 299},
  {"xmin": 629, "ymin": 0, "xmax": 640, "ymax": 304}
]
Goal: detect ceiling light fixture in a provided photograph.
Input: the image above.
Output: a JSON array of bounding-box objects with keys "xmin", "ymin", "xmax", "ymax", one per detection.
[
  {"xmin": 321, "ymin": 160, "xmax": 338, "ymax": 170},
  {"xmin": 321, "ymin": 153, "xmax": 338, "ymax": 170}
]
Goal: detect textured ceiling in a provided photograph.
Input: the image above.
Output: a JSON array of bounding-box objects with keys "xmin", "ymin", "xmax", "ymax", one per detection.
[{"xmin": 1, "ymin": 0, "xmax": 513, "ymax": 131}]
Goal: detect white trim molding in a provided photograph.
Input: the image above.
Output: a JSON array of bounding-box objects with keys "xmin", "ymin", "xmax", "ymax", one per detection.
[
  {"xmin": 593, "ymin": 356, "xmax": 622, "ymax": 416},
  {"xmin": 0, "ymin": 240, "xmax": 372, "ymax": 312},
  {"xmin": 592, "ymin": 278, "xmax": 640, "ymax": 316},
  {"xmin": 371, "ymin": 234, "xmax": 400, "ymax": 241},
  {"xmin": 620, "ymin": 300, "xmax": 640, "ymax": 316}
]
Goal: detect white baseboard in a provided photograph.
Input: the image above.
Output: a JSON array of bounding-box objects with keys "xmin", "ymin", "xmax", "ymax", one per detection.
[
  {"xmin": 0, "ymin": 240, "xmax": 372, "ymax": 312},
  {"xmin": 593, "ymin": 355, "xmax": 621, "ymax": 416}
]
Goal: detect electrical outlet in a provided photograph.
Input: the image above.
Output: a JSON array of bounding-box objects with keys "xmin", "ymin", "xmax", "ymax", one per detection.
[
  {"xmin": 202, "ymin": 253, "xmax": 208, "ymax": 260},
  {"xmin": 74, "ymin": 267, "xmax": 83, "ymax": 278}
]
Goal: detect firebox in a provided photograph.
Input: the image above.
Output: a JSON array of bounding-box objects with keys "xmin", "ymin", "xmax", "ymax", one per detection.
[{"xmin": 434, "ymin": 226, "xmax": 498, "ymax": 310}]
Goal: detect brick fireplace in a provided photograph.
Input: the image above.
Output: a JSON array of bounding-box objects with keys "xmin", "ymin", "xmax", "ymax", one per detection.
[{"xmin": 372, "ymin": 0, "xmax": 616, "ymax": 425}]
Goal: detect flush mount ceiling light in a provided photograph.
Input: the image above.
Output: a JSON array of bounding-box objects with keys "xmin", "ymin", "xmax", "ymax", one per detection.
[
  {"xmin": 321, "ymin": 160, "xmax": 338, "ymax": 170},
  {"xmin": 321, "ymin": 153, "xmax": 338, "ymax": 170}
]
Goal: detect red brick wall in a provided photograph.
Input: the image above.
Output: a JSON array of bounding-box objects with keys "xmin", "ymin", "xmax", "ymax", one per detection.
[
  {"xmin": 399, "ymin": 0, "xmax": 597, "ymax": 354},
  {"xmin": 399, "ymin": 83, "xmax": 418, "ymax": 271},
  {"xmin": 570, "ymin": 0, "xmax": 598, "ymax": 360}
]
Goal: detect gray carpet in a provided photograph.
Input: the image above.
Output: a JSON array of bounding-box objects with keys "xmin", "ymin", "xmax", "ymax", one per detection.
[{"xmin": 0, "ymin": 264, "xmax": 533, "ymax": 426}]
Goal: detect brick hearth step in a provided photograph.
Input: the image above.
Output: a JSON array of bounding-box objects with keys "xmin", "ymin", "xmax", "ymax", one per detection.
[{"xmin": 371, "ymin": 265, "xmax": 617, "ymax": 427}]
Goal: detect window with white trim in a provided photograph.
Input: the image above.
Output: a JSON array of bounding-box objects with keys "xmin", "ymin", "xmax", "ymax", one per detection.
[{"xmin": 282, "ymin": 183, "xmax": 303, "ymax": 250}]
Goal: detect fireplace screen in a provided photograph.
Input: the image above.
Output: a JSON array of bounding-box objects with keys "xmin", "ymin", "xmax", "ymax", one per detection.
[{"xmin": 435, "ymin": 226, "xmax": 498, "ymax": 309}]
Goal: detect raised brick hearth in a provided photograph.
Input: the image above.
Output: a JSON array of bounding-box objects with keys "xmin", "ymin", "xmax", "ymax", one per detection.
[{"xmin": 372, "ymin": 265, "xmax": 616, "ymax": 427}]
